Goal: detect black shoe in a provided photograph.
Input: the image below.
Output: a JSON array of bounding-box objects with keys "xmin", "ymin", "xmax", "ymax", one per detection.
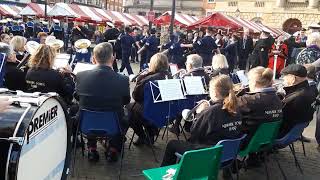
[
  {"xmin": 88, "ymin": 150, "xmax": 99, "ymax": 162},
  {"xmin": 300, "ymin": 135, "xmax": 311, "ymax": 143},
  {"xmin": 168, "ymin": 126, "xmax": 180, "ymax": 136},
  {"xmin": 106, "ymin": 151, "xmax": 119, "ymax": 163}
]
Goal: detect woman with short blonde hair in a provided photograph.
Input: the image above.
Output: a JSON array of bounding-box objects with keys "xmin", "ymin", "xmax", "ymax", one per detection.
[
  {"xmin": 210, "ymin": 54, "xmax": 230, "ymax": 78},
  {"xmin": 10, "ymin": 36, "xmax": 26, "ymax": 52},
  {"xmin": 148, "ymin": 53, "xmax": 169, "ymax": 73}
]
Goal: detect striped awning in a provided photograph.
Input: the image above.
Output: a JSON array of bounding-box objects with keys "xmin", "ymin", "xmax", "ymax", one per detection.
[
  {"xmin": 125, "ymin": 13, "xmax": 148, "ymax": 26},
  {"xmin": 19, "ymin": 3, "xmax": 52, "ymax": 17},
  {"xmin": 154, "ymin": 11, "xmax": 199, "ymax": 26},
  {"xmin": 0, "ymin": 4, "xmax": 22, "ymax": 17}
]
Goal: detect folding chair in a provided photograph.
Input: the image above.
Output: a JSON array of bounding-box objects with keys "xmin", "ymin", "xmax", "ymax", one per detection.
[
  {"xmin": 175, "ymin": 134, "xmax": 247, "ymax": 180},
  {"xmin": 239, "ymin": 121, "xmax": 282, "ymax": 180},
  {"xmin": 143, "ymin": 145, "xmax": 223, "ymax": 180},
  {"xmin": 71, "ymin": 109, "xmax": 124, "ymax": 180},
  {"xmin": 274, "ymin": 122, "xmax": 309, "ymax": 177}
]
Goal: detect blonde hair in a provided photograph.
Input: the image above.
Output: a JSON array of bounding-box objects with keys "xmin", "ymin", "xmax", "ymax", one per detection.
[
  {"xmin": 149, "ymin": 53, "xmax": 169, "ymax": 73},
  {"xmin": 212, "ymin": 54, "xmax": 229, "ymax": 70},
  {"xmin": 28, "ymin": 44, "xmax": 56, "ymax": 69},
  {"xmin": 10, "ymin": 36, "xmax": 26, "ymax": 52},
  {"xmin": 306, "ymin": 32, "xmax": 320, "ymax": 47},
  {"xmin": 210, "ymin": 74, "xmax": 238, "ymax": 115},
  {"xmin": 248, "ymin": 66, "xmax": 273, "ymax": 88}
]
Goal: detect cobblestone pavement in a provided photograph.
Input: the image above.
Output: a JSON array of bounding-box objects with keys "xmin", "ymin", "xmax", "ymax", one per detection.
[{"xmin": 68, "ymin": 62, "xmax": 320, "ymax": 180}]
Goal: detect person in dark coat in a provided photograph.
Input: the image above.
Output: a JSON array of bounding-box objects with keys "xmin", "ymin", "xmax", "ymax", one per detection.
[
  {"xmin": 75, "ymin": 42, "xmax": 130, "ymax": 162},
  {"xmin": 25, "ymin": 44, "xmax": 74, "ymax": 103},
  {"xmin": 278, "ymin": 64, "xmax": 317, "ymax": 138},
  {"xmin": 168, "ymin": 34, "xmax": 187, "ymax": 68},
  {"xmin": 103, "ymin": 22, "xmax": 120, "ymax": 72},
  {"xmin": 129, "ymin": 53, "xmax": 171, "ymax": 146},
  {"xmin": 138, "ymin": 28, "xmax": 159, "ymax": 64},
  {"xmin": 71, "ymin": 22, "xmax": 89, "ymax": 46},
  {"xmin": 160, "ymin": 75, "xmax": 242, "ymax": 166},
  {"xmin": 249, "ymin": 30, "xmax": 274, "ymax": 68},
  {"xmin": 237, "ymin": 67, "xmax": 283, "ymax": 145},
  {"xmin": 119, "ymin": 26, "xmax": 135, "ymax": 75},
  {"xmin": 220, "ymin": 34, "xmax": 239, "ymax": 72},
  {"xmin": 0, "ymin": 43, "xmax": 26, "ymax": 91},
  {"xmin": 238, "ymin": 29, "xmax": 254, "ymax": 70}
]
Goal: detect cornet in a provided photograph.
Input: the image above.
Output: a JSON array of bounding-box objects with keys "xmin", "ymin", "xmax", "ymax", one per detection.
[{"xmin": 182, "ymin": 99, "xmax": 211, "ymax": 122}]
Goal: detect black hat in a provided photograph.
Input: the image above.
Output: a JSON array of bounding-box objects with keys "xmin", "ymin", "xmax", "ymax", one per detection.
[
  {"xmin": 281, "ymin": 64, "xmax": 307, "ymax": 77},
  {"xmin": 150, "ymin": 28, "xmax": 156, "ymax": 34}
]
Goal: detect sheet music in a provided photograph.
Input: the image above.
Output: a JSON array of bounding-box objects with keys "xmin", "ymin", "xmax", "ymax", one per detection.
[
  {"xmin": 236, "ymin": 70, "xmax": 249, "ymax": 86},
  {"xmin": 53, "ymin": 59, "xmax": 69, "ymax": 69},
  {"xmin": 183, "ymin": 76, "xmax": 206, "ymax": 95},
  {"xmin": 169, "ymin": 64, "xmax": 178, "ymax": 75},
  {"xmin": 73, "ymin": 63, "xmax": 96, "ymax": 74},
  {"xmin": 158, "ymin": 79, "xmax": 185, "ymax": 101}
]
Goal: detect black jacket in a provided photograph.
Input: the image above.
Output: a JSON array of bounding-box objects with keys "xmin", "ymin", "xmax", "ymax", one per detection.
[
  {"xmin": 220, "ymin": 42, "xmax": 239, "ymax": 71},
  {"xmin": 25, "ymin": 68, "xmax": 74, "ymax": 102},
  {"xmin": 249, "ymin": 37, "xmax": 273, "ymax": 68},
  {"xmin": 4, "ymin": 62, "xmax": 26, "ymax": 91},
  {"xmin": 189, "ymin": 100, "xmax": 242, "ymax": 145},
  {"xmin": 71, "ymin": 26, "xmax": 89, "ymax": 45},
  {"xmin": 279, "ymin": 80, "xmax": 317, "ymax": 137},
  {"xmin": 76, "ymin": 65, "xmax": 130, "ymax": 120},
  {"xmin": 239, "ymin": 36, "xmax": 254, "ymax": 60},
  {"xmin": 237, "ymin": 88, "xmax": 283, "ymax": 140}
]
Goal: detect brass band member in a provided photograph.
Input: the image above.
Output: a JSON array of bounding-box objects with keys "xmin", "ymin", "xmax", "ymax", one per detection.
[
  {"xmin": 210, "ymin": 54, "xmax": 230, "ymax": 78},
  {"xmin": 0, "ymin": 33, "xmax": 10, "ymax": 44},
  {"xmin": 237, "ymin": 67, "xmax": 282, "ymax": 166},
  {"xmin": 10, "ymin": 36, "xmax": 27, "ymax": 61},
  {"xmin": 25, "ymin": 44, "xmax": 74, "ymax": 103},
  {"xmin": 129, "ymin": 53, "xmax": 171, "ymax": 146},
  {"xmin": 160, "ymin": 75, "xmax": 242, "ymax": 166}
]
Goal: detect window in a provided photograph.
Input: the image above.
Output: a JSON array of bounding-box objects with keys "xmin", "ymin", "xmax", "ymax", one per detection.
[
  {"xmin": 208, "ymin": 0, "xmax": 215, "ymax": 3},
  {"xmin": 138, "ymin": 11, "xmax": 146, "ymax": 16}
]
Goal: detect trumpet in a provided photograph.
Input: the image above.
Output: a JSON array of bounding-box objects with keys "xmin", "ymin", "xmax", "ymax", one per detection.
[
  {"xmin": 172, "ymin": 69, "xmax": 187, "ymax": 79},
  {"xmin": 182, "ymin": 99, "xmax": 211, "ymax": 122}
]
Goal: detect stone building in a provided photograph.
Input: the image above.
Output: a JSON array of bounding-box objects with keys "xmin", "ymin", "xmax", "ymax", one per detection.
[
  {"xmin": 124, "ymin": 0, "xmax": 204, "ymax": 17},
  {"xmin": 210, "ymin": 0, "xmax": 320, "ymax": 31}
]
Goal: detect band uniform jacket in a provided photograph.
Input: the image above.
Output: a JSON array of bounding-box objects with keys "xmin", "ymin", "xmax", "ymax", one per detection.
[
  {"xmin": 71, "ymin": 26, "xmax": 89, "ymax": 45},
  {"xmin": 279, "ymin": 80, "xmax": 317, "ymax": 137},
  {"xmin": 75, "ymin": 65, "xmax": 130, "ymax": 123},
  {"xmin": 237, "ymin": 87, "xmax": 283, "ymax": 142},
  {"xmin": 189, "ymin": 100, "xmax": 243, "ymax": 145}
]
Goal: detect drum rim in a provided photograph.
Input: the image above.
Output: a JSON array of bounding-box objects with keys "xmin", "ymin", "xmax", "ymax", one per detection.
[{"xmin": 6, "ymin": 96, "xmax": 72, "ymax": 180}]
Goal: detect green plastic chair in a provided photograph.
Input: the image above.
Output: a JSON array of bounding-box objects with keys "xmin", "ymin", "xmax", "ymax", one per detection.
[
  {"xmin": 143, "ymin": 145, "xmax": 223, "ymax": 180},
  {"xmin": 239, "ymin": 120, "xmax": 282, "ymax": 157},
  {"xmin": 239, "ymin": 120, "xmax": 282, "ymax": 180}
]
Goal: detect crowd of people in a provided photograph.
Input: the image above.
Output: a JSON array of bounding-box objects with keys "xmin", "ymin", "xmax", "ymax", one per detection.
[{"xmin": 1, "ymin": 16, "xmax": 320, "ymax": 178}]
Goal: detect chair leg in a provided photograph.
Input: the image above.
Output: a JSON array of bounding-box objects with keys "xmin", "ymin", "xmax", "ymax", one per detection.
[
  {"xmin": 80, "ymin": 133, "xmax": 85, "ymax": 157},
  {"xmin": 290, "ymin": 143, "xmax": 304, "ymax": 174},
  {"xmin": 128, "ymin": 132, "xmax": 135, "ymax": 150},
  {"xmin": 301, "ymin": 136, "xmax": 306, "ymax": 157},
  {"xmin": 162, "ymin": 125, "xmax": 168, "ymax": 140},
  {"xmin": 71, "ymin": 123, "xmax": 80, "ymax": 177},
  {"xmin": 273, "ymin": 153, "xmax": 287, "ymax": 180},
  {"xmin": 228, "ymin": 166, "xmax": 235, "ymax": 180},
  {"xmin": 144, "ymin": 129, "xmax": 158, "ymax": 163},
  {"xmin": 118, "ymin": 136, "xmax": 125, "ymax": 180},
  {"xmin": 154, "ymin": 129, "xmax": 160, "ymax": 142}
]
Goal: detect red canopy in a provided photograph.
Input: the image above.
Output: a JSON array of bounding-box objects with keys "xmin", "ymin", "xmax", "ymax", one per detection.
[
  {"xmin": 154, "ymin": 11, "xmax": 199, "ymax": 27},
  {"xmin": 188, "ymin": 12, "xmax": 241, "ymax": 29},
  {"xmin": 0, "ymin": 4, "xmax": 22, "ymax": 17}
]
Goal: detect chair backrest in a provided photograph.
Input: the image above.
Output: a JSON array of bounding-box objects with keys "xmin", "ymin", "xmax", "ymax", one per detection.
[
  {"xmin": 241, "ymin": 121, "xmax": 282, "ymax": 156},
  {"xmin": 143, "ymin": 82, "xmax": 180, "ymax": 128},
  {"xmin": 79, "ymin": 109, "xmax": 121, "ymax": 137},
  {"xmin": 216, "ymin": 134, "xmax": 247, "ymax": 163},
  {"xmin": 176, "ymin": 145, "xmax": 223, "ymax": 180},
  {"xmin": 0, "ymin": 53, "xmax": 6, "ymax": 88},
  {"xmin": 275, "ymin": 122, "xmax": 309, "ymax": 147}
]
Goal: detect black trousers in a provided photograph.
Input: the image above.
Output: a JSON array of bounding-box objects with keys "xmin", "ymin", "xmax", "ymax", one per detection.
[
  {"xmin": 316, "ymin": 108, "xmax": 320, "ymax": 145},
  {"xmin": 160, "ymin": 140, "xmax": 208, "ymax": 167},
  {"xmin": 87, "ymin": 135, "xmax": 124, "ymax": 152}
]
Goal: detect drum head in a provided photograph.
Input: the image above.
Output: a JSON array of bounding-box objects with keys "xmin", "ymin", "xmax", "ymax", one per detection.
[{"xmin": 16, "ymin": 97, "xmax": 70, "ymax": 180}]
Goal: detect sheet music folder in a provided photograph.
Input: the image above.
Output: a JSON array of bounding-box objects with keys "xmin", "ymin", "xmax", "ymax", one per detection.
[{"xmin": 149, "ymin": 79, "xmax": 186, "ymax": 103}]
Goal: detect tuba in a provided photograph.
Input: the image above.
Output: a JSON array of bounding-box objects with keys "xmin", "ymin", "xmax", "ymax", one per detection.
[{"xmin": 74, "ymin": 39, "xmax": 91, "ymax": 53}]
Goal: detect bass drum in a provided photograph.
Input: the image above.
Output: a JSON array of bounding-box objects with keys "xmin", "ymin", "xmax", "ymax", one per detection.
[{"xmin": 0, "ymin": 95, "xmax": 71, "ymax": 180}]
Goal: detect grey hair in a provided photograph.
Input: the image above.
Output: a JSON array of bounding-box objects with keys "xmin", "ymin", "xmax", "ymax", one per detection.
[
  {"xmin": 186, "ymin": 54, "xmax": 203, "ymax": 69},
  {"xmin": 0, "ymin": 42, "xmax": 13, "ymax": 56},
  {"xmin": 93, "ymin": 42, "xmax": 113, "ymax": 64}
]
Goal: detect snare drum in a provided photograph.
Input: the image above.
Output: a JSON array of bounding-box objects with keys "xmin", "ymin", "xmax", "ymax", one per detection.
[{"xmin": 0, "ymin": 95, "xmax": 71, "ymax": 180}]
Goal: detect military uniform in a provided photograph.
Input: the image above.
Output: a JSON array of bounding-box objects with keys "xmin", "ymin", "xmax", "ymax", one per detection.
[
  {"xmin": 49, "ymin": 24, "xmax": 64, "ymax": 40},
  {"xmin": 194, "ymin": 35, "xmax": 217, "ymax": 66},
  {"xmin": 145, "ymin": 34, "xmax": 159, "ymax": 63},
  {"xmin": 120, "ymin": 33, "xmax": 135, "ymax": 75}
]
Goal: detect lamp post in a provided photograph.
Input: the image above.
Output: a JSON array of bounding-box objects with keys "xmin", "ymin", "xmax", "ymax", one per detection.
[
  {"xmin": 44, "ymin": 0, "xmax": 47, "ymax": 20},
  {"xmin": 169, "ymin": 0, "xmax": 176, "ymax": 35},
  {"xmin": 149, "ymin": 0, "xmax": 154, "ymax": 29}
]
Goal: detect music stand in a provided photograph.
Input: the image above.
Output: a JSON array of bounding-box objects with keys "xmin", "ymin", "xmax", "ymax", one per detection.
[{"xmin": 0, "ymin": 53, "xmax": 6, "ymax": 88}]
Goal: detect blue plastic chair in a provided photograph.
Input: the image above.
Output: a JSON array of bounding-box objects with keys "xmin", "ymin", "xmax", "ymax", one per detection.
[
  {"xmin": 0, "ymin": 53, "xmax": 6, "ymax": 88},
  {"xmin": 273, "ymin": 122, "xmax": 309, "ymax": 177},
  {"xmin": 72, "ymin": 109, "xmax": 124, "ymax": 179},
  {"xmin": 175, "ymin": 134, "xmax": 247, "ymax": 180}
]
